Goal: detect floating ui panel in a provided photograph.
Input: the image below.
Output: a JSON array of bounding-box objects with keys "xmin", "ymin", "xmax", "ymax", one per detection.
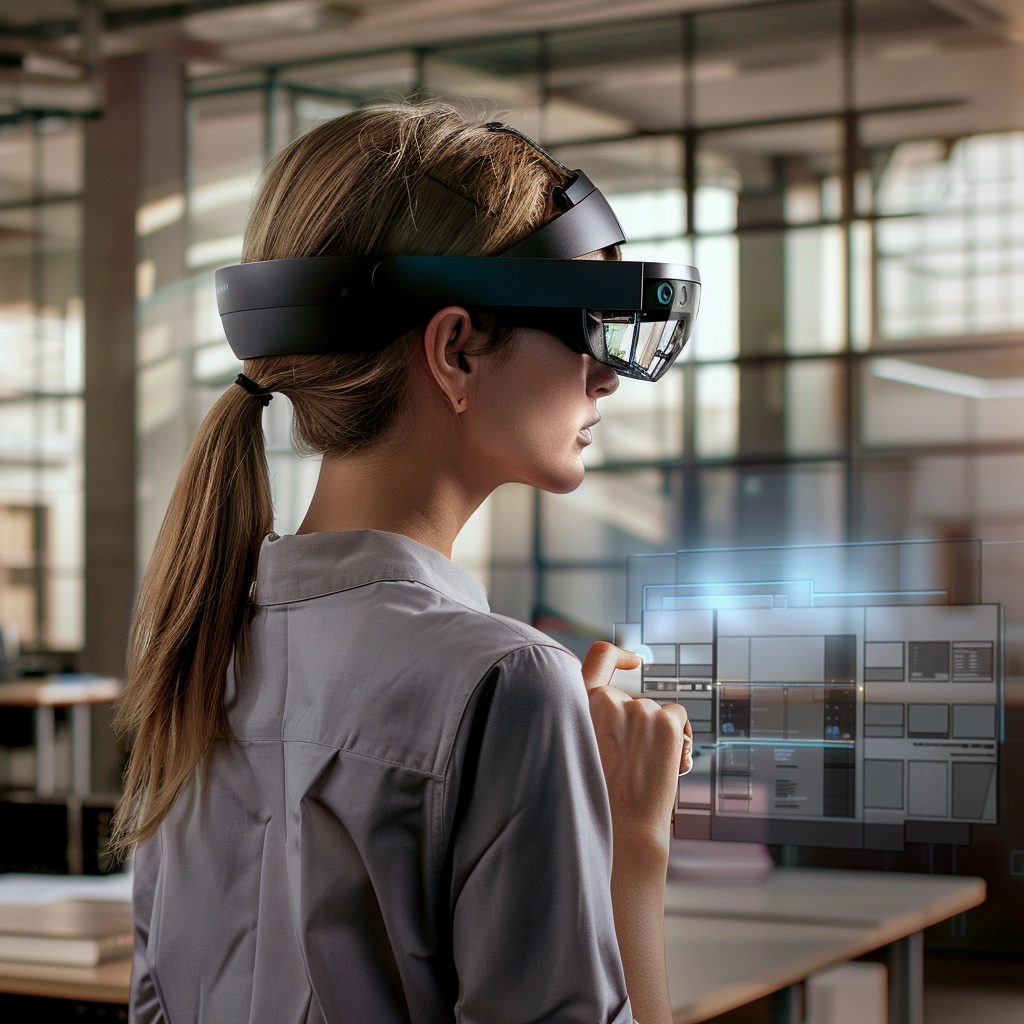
[{"xmin": 616, "ymin": 540, "xmax": 1001, "ymax": 850}]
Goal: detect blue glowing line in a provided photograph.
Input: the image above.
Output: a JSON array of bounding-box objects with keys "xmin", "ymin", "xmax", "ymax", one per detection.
[
  {"xmin": 643, "ymin": 580, "xmax": 817, "ymax": 590},
  {"xmin": 642, "ymin": 580, "xmax": 815, "ymax": 611},
  {"xmin": 642, "ymin": 581, "xmax": 952, "ymax": 608},
  {"xmin": 711, "ymin": 739, "xmax": 856, "ymax": 749},
  {"xmin": 711, "ymin": 681, "xmax": 858, "ymax": 687},
  {"xmin": 630, "ymin": 537, "xmax": 983, "ymax": 557},
  {"xmin": 813, "ymin": 589, "xmax": 947, "ymax": 598}
]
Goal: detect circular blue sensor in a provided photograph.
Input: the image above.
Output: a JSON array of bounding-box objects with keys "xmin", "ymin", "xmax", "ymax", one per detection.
[{"xmin": 656, "ymin": 281, "xmax": 674, "ymax": 305}]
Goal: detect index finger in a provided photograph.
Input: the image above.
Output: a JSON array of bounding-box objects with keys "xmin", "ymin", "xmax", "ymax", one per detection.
[{"xmin": 581, "ymin": 641, "xmax": 642, "ymax": 692}]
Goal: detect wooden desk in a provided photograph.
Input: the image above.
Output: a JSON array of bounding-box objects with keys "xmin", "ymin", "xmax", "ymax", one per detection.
[
  {"xmin": 665, "ymin": 868, "xmax": 986, "ymax": 1024},
  {"xmin": 0, "ymin": 868, "xmax": 986, "ymax": 1019},
  {"xmin": 0, "ymin": 919, "xmax": 898, "ymax": 1017},
  {"xmin": 0, "ymin": 676, "xmax": 122, "ymax": 796},
  {"xmin": 666, "ymin": 914, "xmax": 879, "ymax": 1023}
]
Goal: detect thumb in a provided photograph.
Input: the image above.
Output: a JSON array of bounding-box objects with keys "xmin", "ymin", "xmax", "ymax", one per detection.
[{"xmin": 581, "ymin": 641, "xmax": 642, "ymax": 693}]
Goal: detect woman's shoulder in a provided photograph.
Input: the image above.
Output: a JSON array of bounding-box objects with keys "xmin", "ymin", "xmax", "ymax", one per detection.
[
  {"xmin": 337, "ymin": 572, "xmax": 582, "ymax": 685},
  {"xmin": 458, "ymin": 613, "xmax": 588, "ymax": 715},
  {"xmin": 469, "ymin": 608, "xmax": 570, "ymax": 653},
  {"xmin": 432, "ymin": 604, "xmax": 582, "ymax": 686}
]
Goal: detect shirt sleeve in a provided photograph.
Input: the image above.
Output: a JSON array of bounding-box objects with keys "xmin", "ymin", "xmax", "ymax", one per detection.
[
  {"xmin": 129, "ymin": 834, "xmax": 167, "ymax": 1024},
  {"xmin": 447, "ymin": 643, "xmax": 634, "ymax": 1024}
]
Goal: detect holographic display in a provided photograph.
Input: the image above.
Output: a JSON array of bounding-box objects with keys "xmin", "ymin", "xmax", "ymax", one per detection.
[{"xmin": 614, "ymin": 539, "xmax": 1001, "ymax": 850}]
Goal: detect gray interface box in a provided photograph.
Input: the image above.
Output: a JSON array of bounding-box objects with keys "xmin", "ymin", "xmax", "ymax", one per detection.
[{"xmin": 616, "ymin": 539, "xmax": 1001, "ymax": 851}]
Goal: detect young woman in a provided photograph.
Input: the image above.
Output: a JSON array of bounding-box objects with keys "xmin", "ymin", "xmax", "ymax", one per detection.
[{"xmin": 116, "ymin": 102, "xmax": 692, "ymax": 1024}]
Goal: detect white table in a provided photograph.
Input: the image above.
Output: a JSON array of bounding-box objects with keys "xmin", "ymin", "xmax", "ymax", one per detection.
[
  {"xmin": 664, "ymin": 867, "xmax": 986, "ymax": 1024},
  {"xmin": 0, "ymin": 677, "xmax": 122, "ymax": 796}
]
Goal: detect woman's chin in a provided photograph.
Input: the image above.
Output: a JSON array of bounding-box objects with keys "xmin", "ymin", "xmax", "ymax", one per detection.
[{"xmin": 534, "ymin": 459, "xmax": 586, "ymax": 495}]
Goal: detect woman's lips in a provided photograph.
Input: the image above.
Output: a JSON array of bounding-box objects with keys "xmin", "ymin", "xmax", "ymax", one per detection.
[{"xmin": 578, "ymin": 416, "xmax": 599, "ymax": 445}]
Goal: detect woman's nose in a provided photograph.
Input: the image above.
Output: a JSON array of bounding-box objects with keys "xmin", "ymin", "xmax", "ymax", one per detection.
[{"xmin": 585, "ymin": 356, "xmax": 620, "ymax": 398}]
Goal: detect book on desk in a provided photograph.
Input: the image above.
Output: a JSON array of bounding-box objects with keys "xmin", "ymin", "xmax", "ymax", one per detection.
[{"xmin": 0, "ymin": 900, "xmax": 132, "ymax": 967}]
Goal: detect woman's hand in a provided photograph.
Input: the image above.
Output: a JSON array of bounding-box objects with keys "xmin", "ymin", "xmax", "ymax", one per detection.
[
  {"xmin": 582, "ymin": 641, "xmax": 692, "ymax": 847},
  {"xmin": 581, "ymin": 640, "xmax": 692, "ymax": 1024}
]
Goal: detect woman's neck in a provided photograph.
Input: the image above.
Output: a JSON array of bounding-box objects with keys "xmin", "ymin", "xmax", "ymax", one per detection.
[{"xmin": 295, "ymin": 436, "xmax": 484, "ymax": 559}]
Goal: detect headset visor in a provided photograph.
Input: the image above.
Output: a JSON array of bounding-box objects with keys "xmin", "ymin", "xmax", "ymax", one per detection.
[
  {"xmin": 588, "ymin": 312, "xmax": 691, "ymax": 382},
  {"xmin": 582, "ymin": 274, "xmax": 696, "ymax": 381}
]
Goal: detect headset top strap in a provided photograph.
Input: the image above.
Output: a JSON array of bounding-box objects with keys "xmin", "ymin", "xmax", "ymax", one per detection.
[{"xmin": 484, "ymin": 122, "xmax": 627, "ymax": 258}]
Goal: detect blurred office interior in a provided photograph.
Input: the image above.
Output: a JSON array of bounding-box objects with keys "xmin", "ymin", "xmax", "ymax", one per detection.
[{"xmin": 0, "ymin": 0, "xmax": 1023, "ymax": 1013}]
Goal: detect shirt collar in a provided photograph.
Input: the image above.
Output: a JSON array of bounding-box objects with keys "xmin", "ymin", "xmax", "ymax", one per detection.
[{"xmin": 252, "ymin": 529, "xmax": 490, "ymax": 614}]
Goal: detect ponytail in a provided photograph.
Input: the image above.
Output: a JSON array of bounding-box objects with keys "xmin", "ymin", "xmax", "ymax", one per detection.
[{"xmin": 111, "ymin": 383, "xmax": 273, "ymax": 856}]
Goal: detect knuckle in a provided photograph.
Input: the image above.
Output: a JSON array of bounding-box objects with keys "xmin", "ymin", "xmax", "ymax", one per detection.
[
  {"xmin": 589, "ymin": 687, "xmax": 622, "ymax": 721},
  {"xmin": 636, "ymin": 697, "xmax": 661, "ymax": 713},
  {"xmin": 669, "ymin": 702, "xmax": 689, "ymax": 724},
  {"xmin": 655, "ymin": 709, "xmax": 683, "ymax": 741}
]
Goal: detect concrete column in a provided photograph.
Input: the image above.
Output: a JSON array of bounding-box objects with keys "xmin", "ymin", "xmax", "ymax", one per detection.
[
  {"xmin": 737, "ymin": 155, "xmax": 786, "ymax": 457},
  {"xmin": 736, "ymin": 155, "xmax": 787, "ymax": 546},
  {"xmin": 82, "ymin": 54, "xmax": 185, "ymax": 793}
]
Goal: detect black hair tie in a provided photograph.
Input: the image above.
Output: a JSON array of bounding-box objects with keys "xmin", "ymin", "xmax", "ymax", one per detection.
[{"xmin": 234, "ymin": 373, "xmax": 273, "ymax": 406}]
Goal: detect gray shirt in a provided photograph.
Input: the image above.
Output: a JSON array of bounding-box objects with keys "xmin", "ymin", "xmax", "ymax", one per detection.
[{"xmin": 131, "ymin": 529, "xmax": 633, "ymax": 1024}]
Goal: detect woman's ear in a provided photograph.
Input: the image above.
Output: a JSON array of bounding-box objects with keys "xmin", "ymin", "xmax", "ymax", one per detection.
[{"xmin": 422, "ymin": 306, "xmax": 480, "ymax": 414}]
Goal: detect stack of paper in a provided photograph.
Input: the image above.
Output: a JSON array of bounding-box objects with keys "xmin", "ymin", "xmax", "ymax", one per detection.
[
  {"xmin": 0, "ymin": 900, "xmax": 132, "ymax": 967},
  {"xmin": 0, "ymin": 872, "xmax": 133, "ymax": 967}
]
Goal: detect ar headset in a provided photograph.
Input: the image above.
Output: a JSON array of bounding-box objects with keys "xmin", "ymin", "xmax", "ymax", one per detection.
[{"xmin": 215, "ymin": 123, "xmax": 700, "ymax": 382}]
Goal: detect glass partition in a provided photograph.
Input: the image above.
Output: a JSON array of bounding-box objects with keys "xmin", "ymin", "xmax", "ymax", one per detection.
[
  {"xmin": 173, "ymin": 2, "xmax": 1024, "ymax": 642},
  {"xmin": 0, "ymin": 119, "xmax": 84, "ymax": 655}
]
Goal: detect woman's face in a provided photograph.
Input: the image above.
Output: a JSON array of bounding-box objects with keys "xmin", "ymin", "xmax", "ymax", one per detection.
[{"xmin": 461, "ymin": 326, "xmax": 620, "ymax": 494}]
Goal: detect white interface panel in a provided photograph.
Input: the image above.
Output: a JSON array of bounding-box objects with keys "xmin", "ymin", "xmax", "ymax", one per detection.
[{"xmin": 616, "ymin": 540, "xmax": 1001, "ymax": 850}]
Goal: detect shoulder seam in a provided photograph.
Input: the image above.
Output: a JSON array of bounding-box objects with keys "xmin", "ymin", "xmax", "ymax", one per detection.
[
  {"xmin": 438, "ymin": 639, "xmax": 574, "ymax": 782},
  {"xmin": 433, "ymin": 640, "xmax": 580, "ymax": 871}
]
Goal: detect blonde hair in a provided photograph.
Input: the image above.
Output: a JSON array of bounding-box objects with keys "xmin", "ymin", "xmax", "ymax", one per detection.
[{"xmin": 112, "ymin": 102, "xmax": 572, "ymax": 856}]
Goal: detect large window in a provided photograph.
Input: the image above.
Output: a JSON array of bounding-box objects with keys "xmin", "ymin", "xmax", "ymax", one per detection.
[
  {"xmin": 0, "ymin": 117, "xmax": 84, "ymax": 659},
  {"xmin": 171, "ymin": 1, "xmax": 1024, "ymax": 673}
]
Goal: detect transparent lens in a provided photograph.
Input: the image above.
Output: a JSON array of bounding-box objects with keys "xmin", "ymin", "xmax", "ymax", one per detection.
[
  {"xmin": 635, "ymin": 319, "xmax": 687, "ymax": 377},
  {"xmin": 602, "ymin": 316, "xmax": 638, "ymax": 362},
  {"xmin": 586, "ymin": 309, "xmax": 693, "ymax": 381}
]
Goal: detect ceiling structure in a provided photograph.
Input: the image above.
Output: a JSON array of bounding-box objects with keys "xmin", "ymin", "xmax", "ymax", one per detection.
[
  {"xmin": 5, "ymin": 2, "xmax": 767, "ymax": 65},
  {"xmin": 1, "ymin": 1, "xmax": 1019, "ymax": 65},
  {"xmin": 1, "ymin": 0, "xmax": 1023, "ymax": 149}
]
